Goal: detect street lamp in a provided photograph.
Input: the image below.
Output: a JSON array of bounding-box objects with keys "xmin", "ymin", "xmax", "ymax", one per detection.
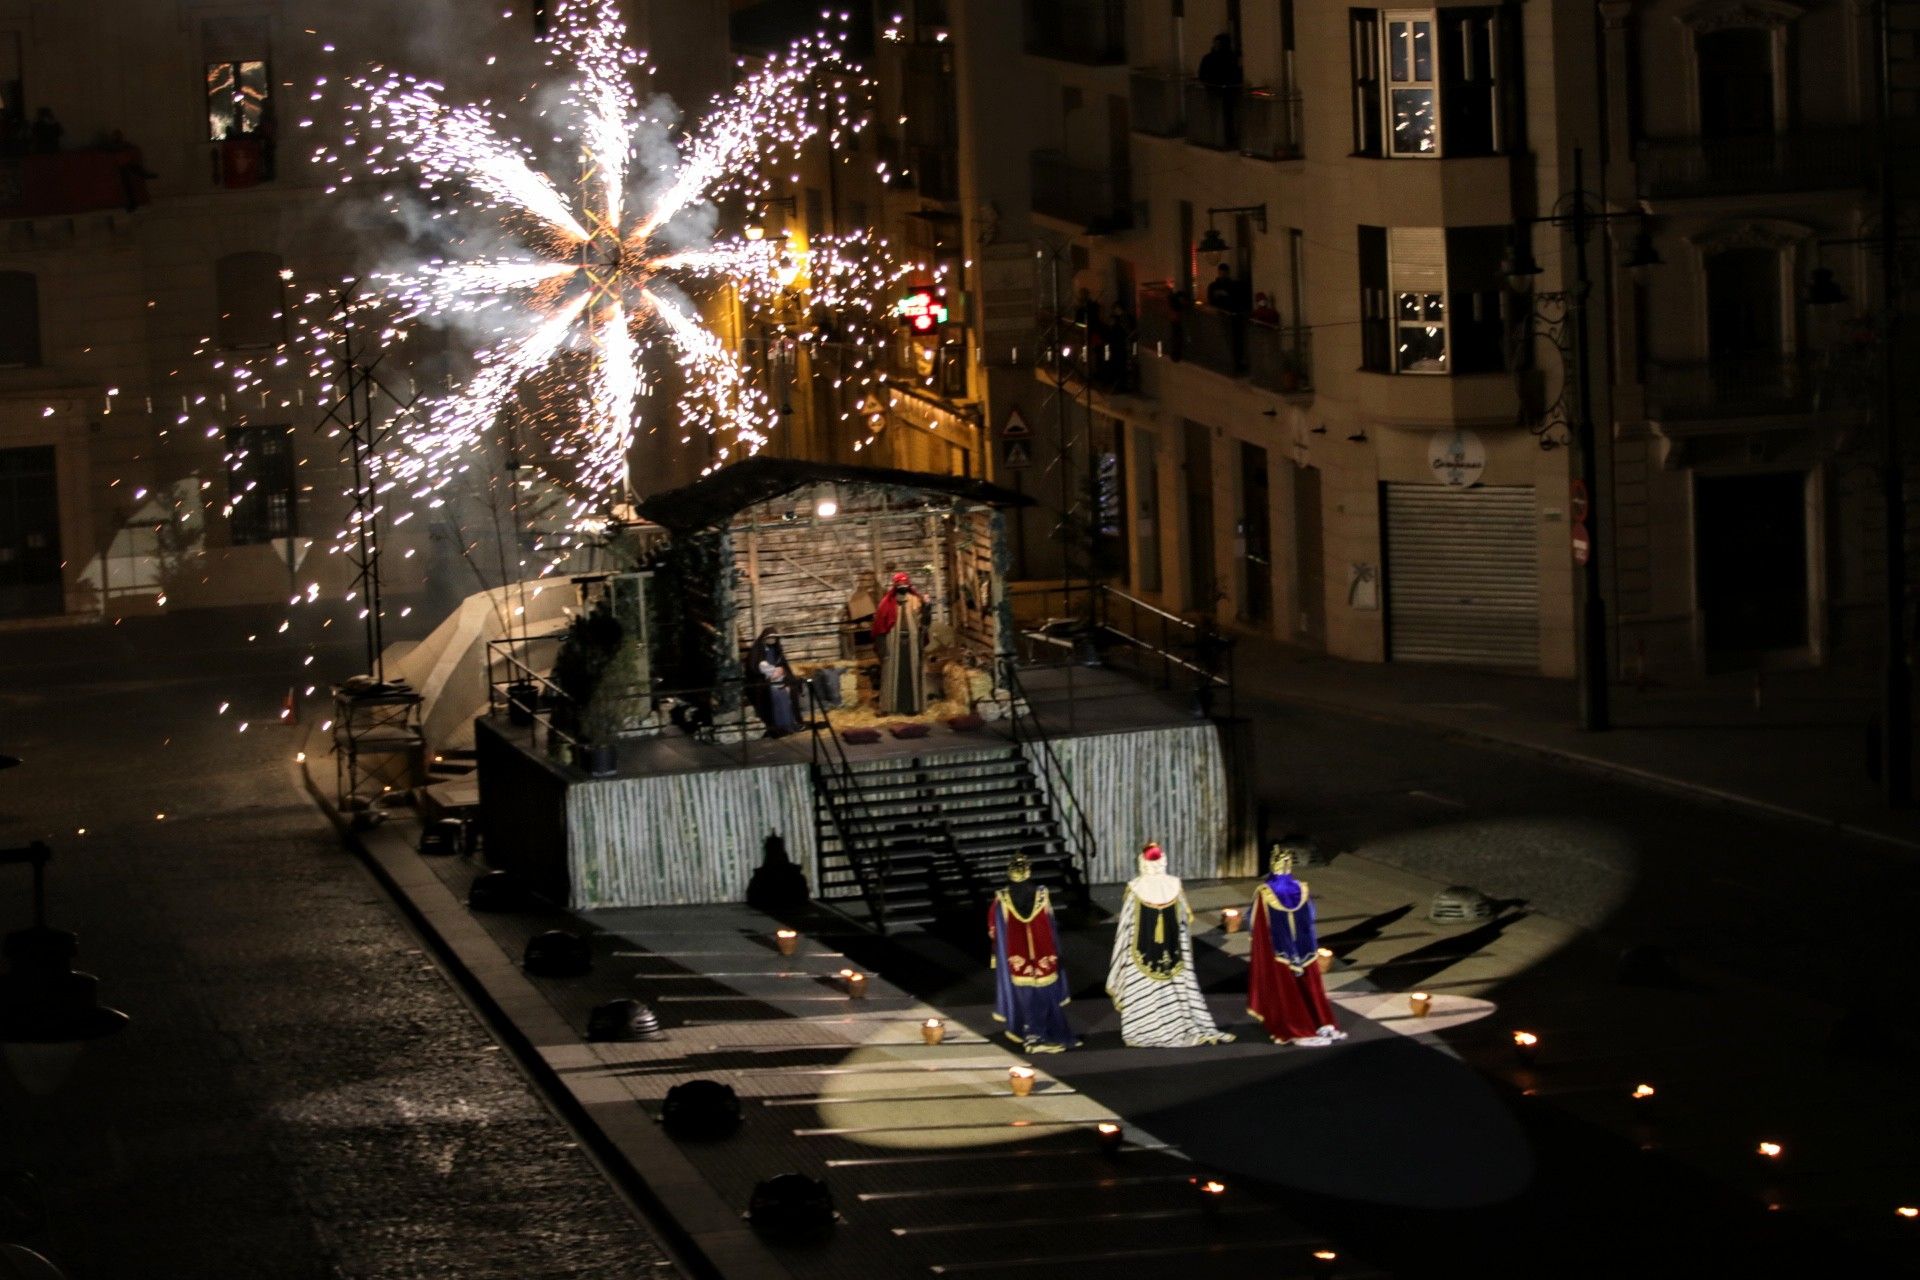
[
  {"xmin": 0, "ymin": 842, "xmax": 128, "ymax": 1095},
  {"xmin": 1506, "ymin": 146, "xmax": 1660, "ymax": 733}
]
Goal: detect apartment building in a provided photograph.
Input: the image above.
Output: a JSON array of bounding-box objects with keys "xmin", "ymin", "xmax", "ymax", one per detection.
[{"xmin": 885, "ymin": 0, "xmax": 1903, "ymax": 680}]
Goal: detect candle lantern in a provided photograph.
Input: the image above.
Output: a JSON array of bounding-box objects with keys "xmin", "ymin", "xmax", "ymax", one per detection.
[
  {"xmin": 1220, "ymin": 907, "xmax": 1243, "ymax": 934},
  {"xmin": 1315, "ymin": 947, "xmax": 1334, "ymax": 972},
  {"xmin": 1512, "ymin": 1030, "xmax": 1540, "ymax": 1063},
  {"xmin": 774, "ymin": 929, "xmax": 798, "ymax": 956},
  {"xmin": 1095, "ymin": 1121, "xmax": 1124, "ymax": 1153},
  {"xmin": 920, "ymin": 1017, "xmax": 945, "ymax": 1045},
  {"xmin": 839, "ymin": 968, "xmax": 867, "ymax": 998},
  {"xmin": 1007, "ymin": 1066, "xmax": 1036, "ymax": 1096},
  {"xmin": 1407, "ymin": 992, "xmax": 1432, "ymax": 1018}
]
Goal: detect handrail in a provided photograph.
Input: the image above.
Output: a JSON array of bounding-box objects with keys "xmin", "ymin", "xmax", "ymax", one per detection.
[
  {"xmin": 805, "ymin": 682, "xmax": 898, "ymax": 930},
  {"xmin": 999, "ymin": 662, "xmax": 1096, "ymax": 897}
]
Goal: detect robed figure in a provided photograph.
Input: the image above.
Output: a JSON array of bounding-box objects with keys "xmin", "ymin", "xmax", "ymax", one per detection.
[
  {"xmin": 1105, "ymin": 844, "xmax": 1234, "ymax": 1047},
  {"xmin": 988, "ymin": 853, "xmax": 1077, "ymax": 1053},
  {"xmin": 871, "ymin": 570, "xmax": 927, "ymax": 715},
  {"xmin": 748, "ymin": 628, "xmax": 801, "ymax": 736},
  {"xmin": 1246, "ymin": 847, "xmax": 1345, "ymax": 1045}
]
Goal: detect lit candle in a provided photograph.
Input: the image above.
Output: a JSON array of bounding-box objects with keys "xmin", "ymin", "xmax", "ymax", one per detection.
[
  {"xmin": 1192, "ymin": 1177, "xmax": 1227, "ymax": 1197},
  {"xmin": 774, "ymin": 928, "xmax": 798, "ymax": 956},
  {"xmin": 1095, "ymin": 1121, "xmax": 1123, "ymax": 1153},
  {"xmin": 1313, "ymin": 1252, "xmax": 1338, "ymax": 1263},
  {"xmin": 840, "ymin": 968, "xmax": 867, "ymax": 998},
  {"xmin": 1757, "ymin": 1141, "xmax": 1783, "ymax": 1159},
  {"xmin": 1632, "ymin": 1083, "xmax": 1656, "ymax": 1100},
  {"xmin": 1007, "ymin": 1065, "xmax": 1036, "ymax": 1096},
  {"xmin": 1220, "ymin": 907, "xmax": 1243, "ymax": 934},
  {"xmin": 1896, "ymin": 1206, "xmax": 1918, "ymax": 1219},
  {"xmin": 1512, "ymin": 1030, "xmax": 1540, "ymax": 1062},
  {"xmin": 1315, "ymin": 947, "xmax": 1334, "ymax": 972},
  {"xmin": 920, "ymin": 1017, "xmax": 945, "ymax": 1045},
  {"xmin": 1407, "ymin": 992, "xmax": 1432, "ymax": 1018}
]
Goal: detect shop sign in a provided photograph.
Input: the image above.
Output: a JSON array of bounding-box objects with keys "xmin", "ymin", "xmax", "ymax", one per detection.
[{"xmin": 1428, "ymin": 430, "xmax": 1486, "ymax": 488}]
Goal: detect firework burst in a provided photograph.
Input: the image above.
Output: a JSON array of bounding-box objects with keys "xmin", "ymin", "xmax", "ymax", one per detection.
[{"xmin": 237, "ymin": 0, "xmax": 928, "ymax": 532}]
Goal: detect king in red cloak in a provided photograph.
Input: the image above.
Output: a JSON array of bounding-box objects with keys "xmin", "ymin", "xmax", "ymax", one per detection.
[
  {"xmin": 988, "ymin": 853, "xmax": 1077, "ymax": 1052},
  {"xmin": 871, "ymin": 570, "xmax": 927, "ymax": 715},
  {"xmin": 1246, "ymin": 846, "xmax": 1346, "ymax": 1046}
]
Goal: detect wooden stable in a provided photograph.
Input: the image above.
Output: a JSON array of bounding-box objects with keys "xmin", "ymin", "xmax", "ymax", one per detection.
[{"xmin": 633, "ymin": 458, "xmax": 1027, "ymax": 711}]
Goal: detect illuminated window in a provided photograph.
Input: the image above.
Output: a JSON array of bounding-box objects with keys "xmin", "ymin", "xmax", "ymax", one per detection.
[
  {"xmin": 1351, "ymin": 7, "xmax": 1504, "ymax": 158},
  {"xmin": 205, "ymin": 59, "xmax": 269, "ymax": 141}
]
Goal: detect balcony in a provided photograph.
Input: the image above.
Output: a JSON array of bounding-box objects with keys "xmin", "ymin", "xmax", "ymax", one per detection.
[
  {"xmin": 0, "ymin": 146, "xmax": 152, "ymax": 218},
  {"xmin": 1241, "ymin": 89, "xmax": 1303, "ymax": 161},
  {"xmin": 1636, "ymin": 129, "xmax": 1869, "ymax": 199},
  {"xmin": 1644, "ymin": 352, "xmax": 1827, "ymax": 421},
  {"xmin": 1137, "ymin": 286, "xmax": 1314, "ymax": 394},
  {"xmin": 1030, "ymin": 150, "xmax": 1132, "ymax": 232},
  {"xmin": 1024, "ymin": 0, "xmax": 1126, "ymax": 65},
  {"xmin": 1130, "ymin": 69, "xmax": 1185, "ymax": 138}
]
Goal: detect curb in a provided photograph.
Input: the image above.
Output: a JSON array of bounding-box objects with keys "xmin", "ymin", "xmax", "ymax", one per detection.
[
  {"xmin": 295, "ymin": 749, "xmax": 793, "ymax": 1280},
  {"xmin": 1256, "ymin": 686, "xmax": 1920, "ymax": 855}
]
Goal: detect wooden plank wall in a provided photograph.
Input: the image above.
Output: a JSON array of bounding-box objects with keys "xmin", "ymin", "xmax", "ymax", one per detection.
[
  {"xmin": 1029, "ymin": 722, "xmax": 1247, "ymax": 883},
  {"xmin": 729, "ymin": 485, "xmax": 956, "ymax": 665},
  {"xmin": 564, "ymin": 763, "xmax": 819, "ymax": 909}
]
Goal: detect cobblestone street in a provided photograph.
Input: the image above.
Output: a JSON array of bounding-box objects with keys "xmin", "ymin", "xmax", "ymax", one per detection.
[{"xmin": 0, "ymin": 612, "xmax": 677, "ymax": 1279}]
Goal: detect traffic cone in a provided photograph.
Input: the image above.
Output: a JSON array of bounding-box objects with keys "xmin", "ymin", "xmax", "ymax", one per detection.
[{"xmin": 282, "ymin": 687, "xmax": 298, "ymax": 725}]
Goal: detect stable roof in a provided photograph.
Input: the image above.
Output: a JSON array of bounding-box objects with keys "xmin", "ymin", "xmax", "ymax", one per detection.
[{"xmin": 634, "ymin": 457, "xmax": 1030, "ymax": 533}]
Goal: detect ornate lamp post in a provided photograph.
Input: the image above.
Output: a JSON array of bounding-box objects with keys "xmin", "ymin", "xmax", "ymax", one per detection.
[{"xmin": 1503, "ymin": 147, "xmax": 1661, "ymax": 732}]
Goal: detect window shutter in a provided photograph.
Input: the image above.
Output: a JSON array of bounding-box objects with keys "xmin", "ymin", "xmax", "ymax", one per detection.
[
  {"xmin": 1350, "ymin": 9, "xmax": 1382, "ymax": 156},
  {"xmin": 1358, "ymin": 225, "xmax": 1391, "ymax": 371},
  {"xmin": 1388, "ymin": 227, "xmax": 1446, "ymax": 293},
  {"xmin": 1439, "ymin": 8, "xmax": 1500, "ymax": 156}
]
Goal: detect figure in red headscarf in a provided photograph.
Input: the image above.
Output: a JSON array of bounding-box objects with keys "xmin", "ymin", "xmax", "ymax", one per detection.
[{"xmin": 871, "ymin": 570, "xmax": 927, "ymax": 714}]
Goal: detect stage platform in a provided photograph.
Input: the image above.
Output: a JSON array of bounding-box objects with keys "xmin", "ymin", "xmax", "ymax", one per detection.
[{"xmin": 476, "ymin": 665, "xmax": 1254, "ymax": 913}]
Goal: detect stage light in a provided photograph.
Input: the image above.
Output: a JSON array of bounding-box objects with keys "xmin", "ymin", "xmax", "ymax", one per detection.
[
  {"xmin": 747, "ymin": 1172, "xmax": 836, "ymax": 1241},
  {"xmin": 467, "ymin": 869, "xmax": 529, "ymax": 912},
  {"xmin": 522, "ymin": 929, "xmax": 592, "ymax": 978},
  {"xmin": 587, "ymin": 998, "xmax": 664, "ymax": 1042},
  {"xmin": 662, "ymin": 1079, "xmax": 742, "ymax": 1141},
  {"xmin": 815, "ymin": 484, "xmax": 839, "ymax": 518}
]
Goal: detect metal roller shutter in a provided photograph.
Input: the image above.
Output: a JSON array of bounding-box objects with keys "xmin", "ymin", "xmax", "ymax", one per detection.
[{"xmin": 1383, "ymin": 483, "xmax": 1539, "ymax": 666}]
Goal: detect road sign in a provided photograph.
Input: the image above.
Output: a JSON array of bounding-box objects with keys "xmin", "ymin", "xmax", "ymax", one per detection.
[
  {"xmin": 1570, "ymin": 479, "xmax": 1590, "ymax": 524},
  {"xmin": 1001, "ymin": 408, "xmax": 1031, "ymax": 438},
  {"xmin": 1002, "ymin": 438, "xmax": 1033, "ymax": 470},
  {"xmin": 1571, "ymin": 519, "xmax": 1591, "ymax": 566}
]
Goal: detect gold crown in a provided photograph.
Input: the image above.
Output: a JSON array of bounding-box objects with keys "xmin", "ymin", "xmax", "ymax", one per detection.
[
  {"xmin": 1269, "ymin": 845, "xmax": 1296, "ymax": 875},
  {"xmin": 1008, "ymin": 852, "xmax": 1033, "ymax": 882}
]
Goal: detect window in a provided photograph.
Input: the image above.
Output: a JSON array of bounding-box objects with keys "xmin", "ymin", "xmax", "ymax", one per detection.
[
  {"xmin": 216, "ymin": 252, "xmax": 288, "ymax": 349},
  {"xmin": 1359, "ymin": 226, "xmax": 1509, "ymax": 374},
  {"xmin": 1352, "ymin": 7, "xmax": 1506, "ymax": 158},
  {"xmin": 205, "ymin": 59, "xmax": 270, "ymax": 140},
  {"xmin": 0, "ymin": 272, "xmax": 40, "ymax": 367},
  {"xmin": 1385, "ymin": 13, "xmax": 1438, "ymax": 155},
  {"xmin": 225, "ymin": 426, "xmax": 297, "ymax": 545}
]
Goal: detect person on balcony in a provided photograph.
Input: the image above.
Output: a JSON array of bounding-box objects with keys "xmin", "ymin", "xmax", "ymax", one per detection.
[
  {"xmin": 1197, "ymin": 34, "xmax": 1242, "ymax": 148},
  {"xmin": 1207, "ymin": 264, "xmax": 1250, "ymax": 373},
  {"xmin": 1250, "ymin": 292, "xmax": 1281, "ymax": 328}
]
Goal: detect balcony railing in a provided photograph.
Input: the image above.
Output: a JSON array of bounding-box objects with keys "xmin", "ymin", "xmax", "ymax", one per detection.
[
  {"xmin": 1637, "ymin": 129, "xmax": 1870, "ymax": 199},
  {"xmin": 1130, "ymin": 69, "xmax": 1185, "ymax": 138},
  {"xmin": 1644, "ymin": 352, "xmax": 1826, "ymax": 420},
  {"xmin": 1030, "ymin": 150, "xmax": 1132, "ymax": 232},
  {"xmin": 1024, "ymin": 0, "xmax": 1126, "ymax": 65},
  {"xmin": 0, "ymin": 146, "xmax": 153, "ymax": 218},
  {"xmin": 1241, "ymin": 89, "xmax": 1304, "ymax": 161},
  {"xmin": 1184, "ymin": 80, "xmax": 1236, "ymax": 150},
  {"xmin": 1135, "ymin": 286, "xmax": 1313, "ymax": 393}
]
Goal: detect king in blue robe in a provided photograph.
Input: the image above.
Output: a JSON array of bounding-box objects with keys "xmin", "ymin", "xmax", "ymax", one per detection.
[{"xmin": 988, "ymin": 853, "xmax": 1078, "ymax": 1053}]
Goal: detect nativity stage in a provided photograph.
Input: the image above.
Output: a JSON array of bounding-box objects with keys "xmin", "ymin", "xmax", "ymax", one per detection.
[{"xmin": 472, "ymin": 459, "xmax": 1253, "ymax": 928}]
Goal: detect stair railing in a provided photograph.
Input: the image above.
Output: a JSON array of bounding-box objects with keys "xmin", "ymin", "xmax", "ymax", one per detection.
[
  {"xmin": 999, "ymin": 662, "xmax": 1097, "ymax": 898},
  {"xmin": 805, "ymin": 682, "xmax": 895, "ymax": 931}
]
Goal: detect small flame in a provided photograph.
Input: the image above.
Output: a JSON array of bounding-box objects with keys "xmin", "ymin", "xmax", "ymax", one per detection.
[
  {"xmin": 1513, "ymin": 1030, "xmax": 1539, "ymax": 1047},
  {"xmin": 1632, "ymin": 1083, "xmax": 1656, "ymax": 1099},
  {"xmin": 1757, "ymin": 1141, "xmax": 1783, "ymax": 1158}
]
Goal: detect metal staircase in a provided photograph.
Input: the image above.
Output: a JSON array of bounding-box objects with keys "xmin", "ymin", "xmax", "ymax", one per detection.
[{"xmin": 811, "ymin": 744, "xmax": 1086, "ymax": 934}]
